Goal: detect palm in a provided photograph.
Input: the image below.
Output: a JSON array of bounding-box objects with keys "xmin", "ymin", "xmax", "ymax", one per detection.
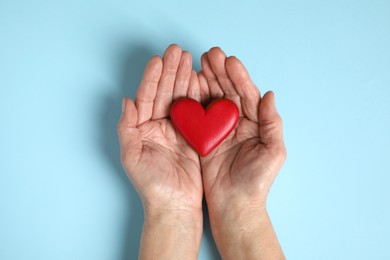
[
  {"xmin": 203, "ymin": 117, "xmax": 284, "ymax": 203},
  {"xmin": 130, "ymin": 119, "xmax": 202, "ymax": 207}
]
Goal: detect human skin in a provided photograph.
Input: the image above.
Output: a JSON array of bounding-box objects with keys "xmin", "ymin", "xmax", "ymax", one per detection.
[
  {"xmin": 117, "ymin": 44, "xmax": 204, "ymax": 259},
  {"xmin": 118, "ymin": 44, "xmax": 286, "ymax": 259},
  {"xmin": 198, "ymin": 47, "xmax": 287, "ymax": 259}
]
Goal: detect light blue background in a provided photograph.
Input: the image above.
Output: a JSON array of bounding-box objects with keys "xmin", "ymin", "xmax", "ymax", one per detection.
[{"xmin": 1, "ymin": 0, "xmax": 389, "ymax": 259}]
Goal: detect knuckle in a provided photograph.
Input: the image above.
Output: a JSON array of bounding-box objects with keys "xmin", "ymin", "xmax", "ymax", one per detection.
[
  {"xmin": 270, "ymin": 145, "xmax": 287, "ymax": 162},
  {"xmin": 117, "ymin": 122, "xmax": 126, "ymax": 134},
  {"xmin": 275, "ymin": 115, "xmax": 283, "ymax": 126}
]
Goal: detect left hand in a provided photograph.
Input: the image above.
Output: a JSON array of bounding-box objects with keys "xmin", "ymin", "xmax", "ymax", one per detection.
[{"xmin": 118, "ymin": 44, "xmax": 203, "ymax": 215}]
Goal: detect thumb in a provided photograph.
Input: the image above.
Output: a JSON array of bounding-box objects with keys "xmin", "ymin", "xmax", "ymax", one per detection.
[
  {"xmin": 118, "ymin": 97, "xmax": 142, "ymax": 165},
  {"xmin": 258, "ymin": 91, "xmax": 285, "ymax": 149}
]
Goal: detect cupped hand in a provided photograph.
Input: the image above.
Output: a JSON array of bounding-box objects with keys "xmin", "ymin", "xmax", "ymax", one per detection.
[
  {"xmin": 198, "ymin": 47, "xmax": 287, "ymax": 211},
  {"xmin": 118, "ymin": 45, "xmax": 203, "ymax": 213}
]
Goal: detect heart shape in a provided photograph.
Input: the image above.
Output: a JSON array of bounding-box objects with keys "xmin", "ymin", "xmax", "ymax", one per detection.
[{"xmin": 170, "ymin": 98, "xmax": 239, "ymax": 157}]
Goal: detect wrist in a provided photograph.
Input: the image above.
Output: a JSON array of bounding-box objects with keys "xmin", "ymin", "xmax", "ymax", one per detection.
[
  {"xmin": 208, "ymin": 202, "xmax": 268, "ymax": 237},
  {"xmin": 140, "ymin": 205, "xmax": 203, "ymax": 260},
  {"xmin": 206, "ymin": 194, "xmax": 267, "ymax": 217},
  {"xmin": 207, "ymin": 204, "xmax": 284, "ymax": 260},
  {"xmin": 144, "ymin": 204, "xmax": 203, "ymax": 228}
]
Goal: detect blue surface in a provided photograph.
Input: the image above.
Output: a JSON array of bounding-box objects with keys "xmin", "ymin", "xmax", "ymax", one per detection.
[{"xmin": 1, "ymin": 0, "xmax": 389, "ymax": 259}]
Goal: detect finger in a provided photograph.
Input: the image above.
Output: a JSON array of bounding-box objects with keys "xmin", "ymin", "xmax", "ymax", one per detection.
[
  {"xmin": 135, "ymin": 56, "xmax": 163, "ymax": 125},
  {"xmin": 226, "ymin": 56, "xmax": 261, "ymax": 122},
  {"xmin": 173, "ymin": 51, "xmax": 192, "ymax": 100},
  {"xmin": 198, "ymin": 71, "xmax": 211, "ymax": 105},
  {"xmin": 153, "ymin": 44, "xmax": 182, "ymax": 119},
  {"xmin": 118, "ymin": 98, "xmax": 143, "ymax": 163},
  {"xmin": 201, "ymin": 52, "xmax": 224, "ymax": 99},
  {"xmin": 258, "ymin": 91, "xmax": 284, "ymax": 148},
  {"xmin": 207, "ymin": 47, "xmax": 241, "ymax": 112},
  {"xmin": 187, "ymin": 70, "xmax": 201, "ymax": 101}
]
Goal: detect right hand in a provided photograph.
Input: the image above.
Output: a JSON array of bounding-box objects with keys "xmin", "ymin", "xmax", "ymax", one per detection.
[
  {"xmin": 198, "ymin": 46, "xmax": 287, "ymax": 260},
  {"xmin": 199, "ymin": 47, "xmax": 286, "ymax": 215}
]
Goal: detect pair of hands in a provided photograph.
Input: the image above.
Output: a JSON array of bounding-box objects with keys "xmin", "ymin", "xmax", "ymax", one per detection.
[{"xmin": 118, "ymin": 44, "xmax": 286, "ymax": 259}]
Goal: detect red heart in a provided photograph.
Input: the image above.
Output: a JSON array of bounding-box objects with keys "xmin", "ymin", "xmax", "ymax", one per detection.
[{"xmin": 170, "ymin": 98, "xmax": 239, "ymax": 157}]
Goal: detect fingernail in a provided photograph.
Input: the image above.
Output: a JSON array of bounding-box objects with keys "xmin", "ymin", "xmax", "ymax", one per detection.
[{"xmin": 122, "ymin": 97, "xmax": 126, "ymax": 113}]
